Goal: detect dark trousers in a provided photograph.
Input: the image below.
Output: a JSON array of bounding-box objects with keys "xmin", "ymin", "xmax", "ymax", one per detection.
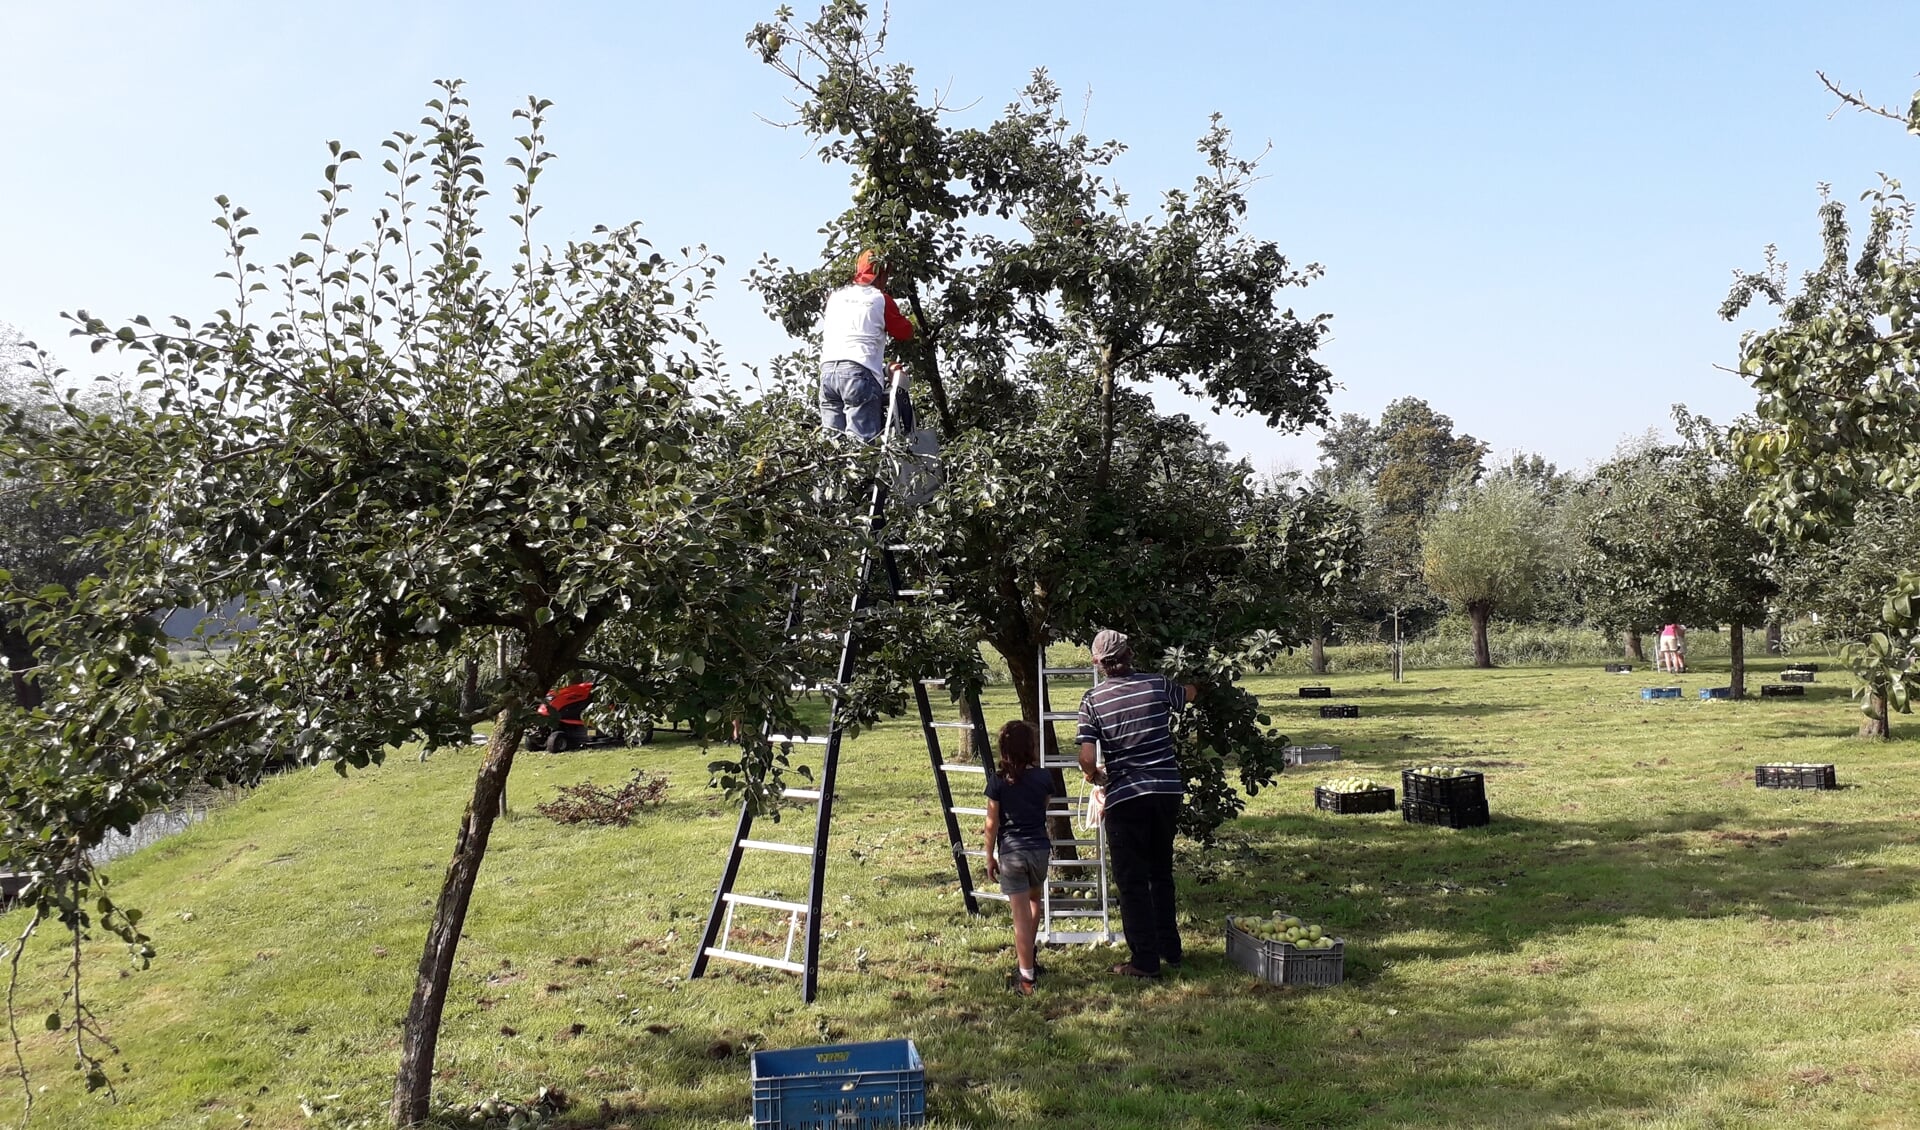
[{"xmin": 1105, "ymin": 792, "xmax": 1182, "ymax": 973}]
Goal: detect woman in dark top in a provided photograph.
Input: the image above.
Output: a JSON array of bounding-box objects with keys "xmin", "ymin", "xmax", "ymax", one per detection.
[{"xmin": 984, "ymin": 719, "xmax": 1055, "ymax": 996}]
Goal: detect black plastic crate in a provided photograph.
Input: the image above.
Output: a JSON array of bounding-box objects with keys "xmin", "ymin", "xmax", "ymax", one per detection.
[
  {"xmin": 1603, "ymin": 663, "xmax": 1634, "ymax": 673},
  {"xmin": 1314, "ymin": 786, "xmax": 1396, "ymax": 814},
  {"xmin": 1224, "ymin": 916, "xmax": 1344, "ymax": 987},
  {"xmin": 1319, "ymin": 704, "xmax": 1359, "ymax": 719},
  {"xmin": 1298, "ymin": 686, "xmax": 1333, "ymax": 699},
  {"xmin": 1760, "ymin": 684, "xmax": 1805, "ymax": 698},
  {"xmin": 1781, "ymin": 670, "xmax": 1815, "ymax": 684},
  {"xmin": 1755, "ymin": 763, "xmax": 1836, "ymax": 790},
  {"xmin": 1783, "ymin": 663, "xmax": 1820, "ymax": 673},
  {"xmin": 1400, "ymin": 768, "xmax": 1486, "ymax": 807},
  {"xmin": 1402, "ymin": 798, "xmax": 1491, "ymax": 828}
]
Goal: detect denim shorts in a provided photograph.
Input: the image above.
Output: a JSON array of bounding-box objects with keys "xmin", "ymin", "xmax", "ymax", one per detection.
[
  {"xmin": 996, "ymin": 847, "xmax": 1050, "ymax": 895},
  {"xmin": 819, "ymin": 360, "xmax": 885, "ymax": 441}
]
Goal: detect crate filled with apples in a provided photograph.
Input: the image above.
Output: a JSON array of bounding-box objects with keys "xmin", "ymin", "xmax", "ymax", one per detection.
[
  {"xmin": 1401, "ymin": 765, "xmax": 1490, "ymax": 828},
  {"xmin": 1313, "ymin": 776, "xmax": 1396, "ymax": 815},
  {"xmin": 1225, "ymin": 911, "xmax": 1345, "ymax": 987}
]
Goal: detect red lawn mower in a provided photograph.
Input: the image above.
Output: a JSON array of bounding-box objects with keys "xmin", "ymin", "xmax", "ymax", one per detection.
[{"xmin": 524, "ymin": 681, "xmax": 651, "ymax": 753}]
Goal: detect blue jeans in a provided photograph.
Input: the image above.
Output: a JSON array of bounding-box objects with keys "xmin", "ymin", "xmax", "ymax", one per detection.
[{"xmin": 819, "ymin": 360, "xmax": 885, "ymax": 441}]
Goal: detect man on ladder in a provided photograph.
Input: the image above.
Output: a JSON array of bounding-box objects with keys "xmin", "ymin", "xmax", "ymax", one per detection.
[
  {"xmin": 818, "ymin": 249, "xmax": 915, "ymax": 441},
  {"xmin": 1076, "ymin": 630, "xmax": 1199, "ymax": 980}
]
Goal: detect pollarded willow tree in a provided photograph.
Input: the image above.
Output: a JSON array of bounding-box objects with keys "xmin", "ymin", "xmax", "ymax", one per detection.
[
  {"xmin": 4, "ymin": 85, "xmax": 866, "ymax": 1126},
  {"xmin": 744, "ymin": 1, "xmax": 1348, "ymax": 836},
  {"xmin": 1420, "ymin": 472, "xmax": 1552, "ymax": 668},
  {"xmin": 1722, "ymin": 79, "xmax": 1920, "ymax": 735}
]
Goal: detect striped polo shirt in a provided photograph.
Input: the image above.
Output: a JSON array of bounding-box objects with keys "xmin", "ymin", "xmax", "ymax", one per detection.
[{"xmin": 1076, "ymin": 672, "xmax": 1187, "ymax": 807}]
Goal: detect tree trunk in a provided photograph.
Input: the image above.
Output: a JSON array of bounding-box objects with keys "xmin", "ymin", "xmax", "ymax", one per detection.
[
  {"xmin": 1728, "ymin": 622, "xmax": 1746, "ymax": 698},
  {"xmin": 1, "ymin": 621, "xmax": 43, "ymax": 710},
  {"xmin": 1092, "ymin": 344, "xmax": 1117, "ymax": 495},
  {"xmin": 1468, "ymin": 602, "xmax": 1493, "ymax": 668},
  {"xmin": 391, "ymin": 710, "xmax": 527, "ymax": 1125},
  {"xmin": 1623, "ymin": 628, "xmax": 1645, "ymax": 663},
  {"xmin": 459, "ymin": 656, "xmax": 481, "ymax": 717},
  {"xmin": 1309, "ymin": 631, "xmax": 1327, "ymax": 676},
  {"xmin": 1765, "ymin": 622, "xmax": 1783, "ymax": 655},
  {"xmin": 1860, "ymin": 685, "xmax": 1892, "ymax": 740}
]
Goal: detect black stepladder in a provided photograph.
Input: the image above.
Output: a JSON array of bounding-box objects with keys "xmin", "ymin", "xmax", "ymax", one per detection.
[
  {"xmin": 1032, "ymin": 652, "xmax": 1120, "ymax": 944},
  {"xmin": 689, "ymin": 368, "xmax": 989, "ymax": 1001}
]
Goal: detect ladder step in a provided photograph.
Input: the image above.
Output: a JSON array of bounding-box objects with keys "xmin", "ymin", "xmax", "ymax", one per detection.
[
  {"xmin": 784, "ymin": 788, "xmax": 824, "ymax": 801},
  {"xmin": 739, "ymin": 839, "xmax": 815, "ymax": 856},
  {"xmin": 1046, "ymin": 858, "xmax": 1108, "ymax": 868},
  {"xmin": 702, "ymin": 946, "xmax": 807, "ymax": 974},
  {"xmin": 721, "ymin": 893, "xmax": 809, "ymax": 915},
  {"xmin": 895, "ymin": 589, "xmax": 946, "ymax": 598},
  {"xmin": 1046, "ymin": 910, "xmax": 1113, "ymax": 919},
  {"xmin": 1051, "ymin": 838, "xmax": 1105, "ymax": 848},
  {"xmin": 1043, "ymin": 930, "xmax": 1119, "ymax": 944},
  {"xmin": 927, "ymin": 722, "xmax": 976, "ymax": 730},
  {"xmin": 768, "ymin": 734, "xmax": 832, "ymax": 746},
  {"xmin": 974, "ymin": 890, "xmax": 1011, "ymax": 903},
  {"xmin": 1041, "ymin": 758, "xmax": 1081, "ymax": 769},
  {"xmin": 1042, "ymin": 667, "xmax": 1097, "ymax": 677},
  {"xmin": 939, "ymin": 764, "xmax": 986, "ymax": 774},
  {"xmin": 916, "ymin": 678, "xmax": 947, "ymax": 687},
  {"xmin": 949, "ymin": 806, "xmax": 988, "ymax": 817},
  {"xmin": 1040, "ymin": 711, "xmax": 1079, "ymax": 722}
]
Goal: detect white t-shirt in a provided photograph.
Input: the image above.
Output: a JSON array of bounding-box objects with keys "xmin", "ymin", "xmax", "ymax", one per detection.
[{"xmin": 819, "ymin": 284, "xmax": 892, "ymax": 378}]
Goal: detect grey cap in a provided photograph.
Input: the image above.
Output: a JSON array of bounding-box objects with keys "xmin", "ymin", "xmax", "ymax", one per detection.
[{"xmin": 1091, "ymin": 629, "xmax": 1132, "ymax": 662}]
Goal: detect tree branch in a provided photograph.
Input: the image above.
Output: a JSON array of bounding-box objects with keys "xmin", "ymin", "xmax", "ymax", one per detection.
[{"xmin": 1818, "ymin": 70, "xmax": 1907, "ymax": 122}]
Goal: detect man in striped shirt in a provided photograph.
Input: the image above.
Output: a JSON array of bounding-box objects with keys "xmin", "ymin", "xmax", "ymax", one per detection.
[{"xmin": 1077, "ymin": 629, "xmax": 1198, "ymax": 978}]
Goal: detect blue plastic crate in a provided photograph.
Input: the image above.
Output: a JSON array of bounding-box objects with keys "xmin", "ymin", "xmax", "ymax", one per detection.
[
  {"xmin": 751, "ymin": 1039, "xmax": 926, "ymax": 1129},
  {"xmin": 1699, "ymin": 687, "xmax": 1734, "ymax": 700},
  {"xmin": 1641, "ymin": 687, "xmax": 1682, "ymax": 700}
]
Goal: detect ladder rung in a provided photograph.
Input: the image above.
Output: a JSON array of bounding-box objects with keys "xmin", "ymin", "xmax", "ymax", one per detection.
[
  {"xmin": 701, "ymin": 947, "xmax": 806, "ymax": 974},
  {"xmin": 885, "ymin": 544, "xmax": 913, "ymax": 552},
  {"xmin": 917, "ymin": 677, "xmax": 947, "ymax": 687},
  {"xmin": 974, "ymin": 890, "xmax": 1011, "ymax": 903},
  {"xmin": 895, "ymin": 588, "xmax": 945, "ymax": 598},
  {"xmin": 940, "ymin": 764, "xmax": 986, "ymax": 774},
  {"xmin": 1046, "ymin": 910, "xmax": 1113, "ymax": 919},
  {"xmin": 1043, "ymin": 667, "xmax": 1097, "ymax": 677},
  {"xmin": 1046, "ymin": 858, "xmax": 1107, "ymax": 868},
  {"xmin": 1051, "ymin": 838, "xmax": 1104, "ymax": 848},
  {"xmin": 1043, "ymin": 930, "xmax": 1118, "ymax": 944},
  {"xmin": 927, "ymin": 722, "xmax": 976, "ymax": 730},
  {"xmin": 768, "ymin": 734, "xmax": 831, "ymax": 746},
  {"xmin": 1040, "ymin": 711, "xmax": 1079, "ymax": 722},
  {"xmin": 783, "ymin": 788, "xmax": 824, "ymax": 801},
  {"xmin": 949, "ymin": 806, "xmax": 988, "ymax": 817},
  {"xmin": 1041, "ymin": 758, "xmax": 1081, "ymax": 769},
  {"xmin": 721, "ymin": 893, "xmax": 809, "ymax": 915},
  {"xmin": 739, "ymin": 839, "xmax": 815, "ymax": 856},
  {"xmin": 961, "ymin": 849, "xmax": 989, "ymax": 858}
]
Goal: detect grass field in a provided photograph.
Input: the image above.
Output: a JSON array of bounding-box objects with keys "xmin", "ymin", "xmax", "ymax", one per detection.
[{"xmin": 4, "ymin": 655, "xmax": 1918, "ymax": 1129}]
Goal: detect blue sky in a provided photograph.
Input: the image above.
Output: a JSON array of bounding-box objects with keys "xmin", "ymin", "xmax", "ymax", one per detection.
[{"xmin": 4, "ymin": 1, "xmax": 1916, "ymax": 474}]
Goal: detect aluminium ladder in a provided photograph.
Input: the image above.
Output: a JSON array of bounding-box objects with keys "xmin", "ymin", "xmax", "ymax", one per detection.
[
  {"xmin": 1032, "ymin": 652, "xmax": 1120, "ymax": 944},
  {"xmin": 689, "ymin": 370, "xmax": 989, "ymax": 1001}
]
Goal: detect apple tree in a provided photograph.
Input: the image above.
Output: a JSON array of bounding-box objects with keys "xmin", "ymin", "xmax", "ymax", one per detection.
[
  {"xmin": 744, "ymin": 2, "xmax": 1343, "ymax": 837},
  {"xmin": 5, "ymin": 85, "xmax": 861, "ymax": 1125},
  {"xmin": 1420, "ymin": 472, "xmax": 1552, "ymax": 667},
  {"xmin": 1722, "ymin": 141, "xmax": 1920, "ymax": 733}
]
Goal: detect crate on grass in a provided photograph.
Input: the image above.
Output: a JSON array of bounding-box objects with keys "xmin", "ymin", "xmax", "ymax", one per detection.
[
  {"xmin": 1781, "ymin": 670, "xmax": 1816, "ymax": 684},
  {"xmin": 1783, "ymin": 663, "xmax": 1820, "ymax": 673},
  {"xmin": 1319, "ymin": 704, "xmax": 1360, "ymax": 719},
  {"xmin": 1400, "ymin": 767, "xmax": 1487, "ymax": 807},
  {"xmin": 1755, "ymin": 763, "xmax": 1837, "ymax": 790},
  {"xmin": 1603, "ymin": 663, "xmax": 1634, "ymax": 673},
  {"xmin": 1760, "ymin": 684, "xmax": 1805, "ymax": 698},
  {"xmin": 750, "ymin": 1039, "xmax": 926, "ymax": 1130},
  {"xmin": 1298, "ymin": 685, "xmax": 1333, "ymax": 699},
  {"xmin": 1699, "ymin": 686, "xmax": 1735, "ymax": 700},
  {"xmin": 1314, "ymin": 785, "xmax": 1396, "ymax": 814},
  {"xmin": 1402, "ymin": 797, "xmax": 1491, "ymax": 828},
  {"xmin": 1641, "ymin": 687, "xmax": 1682, "ymax": 700},
  {"xmin": 1284, "ymin": 743, "xmax": 1342, "ymax": 766},
  {"xmin": 1225, "ymin": 915, "xmax": 1344, "ymax": 987}
]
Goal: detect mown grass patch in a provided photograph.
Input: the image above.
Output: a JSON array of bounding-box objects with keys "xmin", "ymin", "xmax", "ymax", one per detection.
[{"xmin": 5, "ymin": 654, "xmax": 1918, "ymax": 1129}]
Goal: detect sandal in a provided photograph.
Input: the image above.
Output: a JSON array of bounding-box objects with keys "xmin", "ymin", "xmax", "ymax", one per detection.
[
  {"xmin": 1008, "ymin": 971, "xmax": 1037, "ymax": 997},
  {"xmin": 1110, "ymin": 962, "xmax": 1161, "ymax": 980}
]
